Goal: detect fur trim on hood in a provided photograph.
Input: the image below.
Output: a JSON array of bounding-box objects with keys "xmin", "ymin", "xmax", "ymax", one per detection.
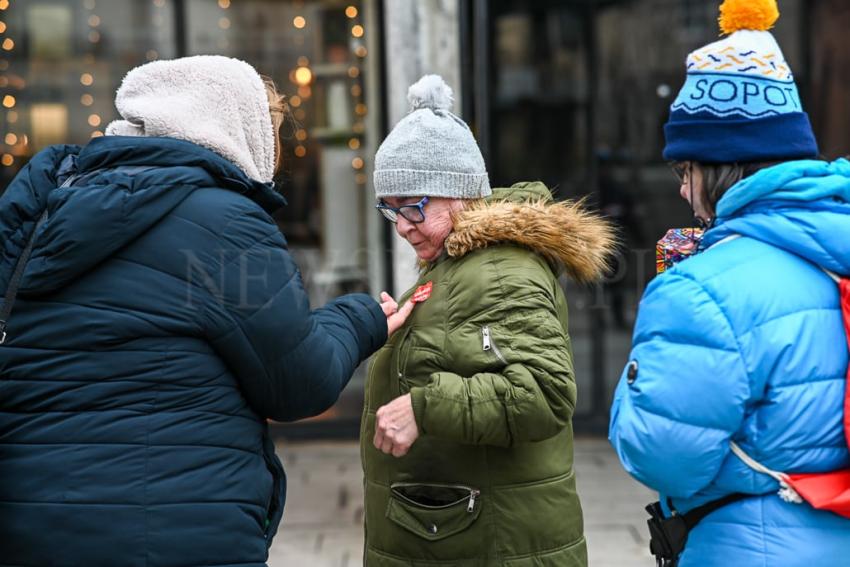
[
  {"xmin": 105, "ymin": 55, "xmax": 275, "ymax": 182},
  {"xmin": 445, "ymin": 183, "xmax": 618, "ymax": 284}
]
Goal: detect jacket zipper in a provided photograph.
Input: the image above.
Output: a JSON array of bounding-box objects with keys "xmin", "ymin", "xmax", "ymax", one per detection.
[
  {"xmin": 390, "ymin": 482, "xmax": 481, "ymax": 513},
  {"xmin": 466, "ymin": 489, "xmax": 479, "ymax": 512},
  {"xmin": 482, "ymin": 326, "xmax": 507, "ymax": 364},
  {"xmin": 394, "ymin": 326, "xmax": 413, "ymax": 395}
]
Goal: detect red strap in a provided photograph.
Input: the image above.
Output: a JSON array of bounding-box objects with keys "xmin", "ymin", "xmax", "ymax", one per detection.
[
  {"xmin": 768, "ymin": 278, "xmax": 850, "ymax": 519},
  {"xmin": 842, "ymin": 279, "xmax": 850, "ymax": 347},
  {"xmin": 842, "ymin": 279, "xmax": 850, "ymax": 453}
]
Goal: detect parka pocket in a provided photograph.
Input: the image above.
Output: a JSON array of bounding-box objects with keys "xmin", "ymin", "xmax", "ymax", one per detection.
[{"xmin": 386, "ymin": 482, "xmax": 482, "ymax": 542}]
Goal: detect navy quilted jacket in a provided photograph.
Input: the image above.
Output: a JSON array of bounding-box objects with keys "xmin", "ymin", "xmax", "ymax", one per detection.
[{"xmin": 0, "ymin": 136, "xmax": 387, "ymax": 567}]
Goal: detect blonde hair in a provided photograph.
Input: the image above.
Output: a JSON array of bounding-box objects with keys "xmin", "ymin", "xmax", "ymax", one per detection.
[{"xmin": 262, "ymin": 76, "xmax": 290, "ymax": 175}]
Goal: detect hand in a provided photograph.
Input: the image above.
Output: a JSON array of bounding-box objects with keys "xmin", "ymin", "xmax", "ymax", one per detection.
[
  {"xmin": 380, "ymin": 292, "xmax": 415, "ymax": 336},
  {"xmin": 373, "ymin": 393, "xmax": 419, "ymax": 458}
]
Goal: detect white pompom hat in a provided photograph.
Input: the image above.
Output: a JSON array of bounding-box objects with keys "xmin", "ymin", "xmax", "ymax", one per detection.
[{"xmin": 373, "ymin": 74, "xmax": 491, "ymax": 200}]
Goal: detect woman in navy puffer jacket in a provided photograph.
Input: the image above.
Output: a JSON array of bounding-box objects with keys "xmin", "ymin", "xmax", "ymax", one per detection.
[
  {"xmin": 0, "ymin": 56, "xmax": 401, "ymax": 566},
  {"xmin": 609, "ymin": 2, "xmax": 850, "ymax": 566}
]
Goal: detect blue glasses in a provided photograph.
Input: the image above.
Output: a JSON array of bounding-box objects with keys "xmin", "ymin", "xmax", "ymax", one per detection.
[{"xmin": 375, "ymin": 196, "xmax": 429, "ymax": 224}]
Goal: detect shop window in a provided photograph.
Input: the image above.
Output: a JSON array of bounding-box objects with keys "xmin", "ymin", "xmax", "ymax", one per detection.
[
  {"xmin": 478, "ymin": 0, "xmax": 810, "ymax": 431},
  {"xmin": 0, "ymin": 0, "xmax": 378, "ymax": 432}
]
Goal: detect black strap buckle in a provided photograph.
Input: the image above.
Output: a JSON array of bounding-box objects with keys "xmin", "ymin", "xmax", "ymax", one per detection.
[
  {"xmin": 646, "ymin": 502, "xmax": 688, "ymax": 567},
  {"xmin": 645, "ymin": 493, "xmax": 749, "ymax": 567}
]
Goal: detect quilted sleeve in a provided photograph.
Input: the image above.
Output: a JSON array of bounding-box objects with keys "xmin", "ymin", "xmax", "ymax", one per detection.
[
  {"xmin": 410, "ymin": 307, "xmax": 576, "ymax": 447},
  {"xmin": 608, "ymin": 272, "xmax": 750, "ymax": 498},
  {"xmin": 204, "ymin": 205, "xmax": 387, "ymax": 421},
  {"xmin": 408, "ymin": 254, "xmax": 576, "ymax": 447}
]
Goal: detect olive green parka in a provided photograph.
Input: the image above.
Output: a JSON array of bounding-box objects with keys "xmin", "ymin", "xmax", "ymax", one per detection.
[{"xmin": 361, "ymin": 182, "xmax": 616, "ymax": 566}]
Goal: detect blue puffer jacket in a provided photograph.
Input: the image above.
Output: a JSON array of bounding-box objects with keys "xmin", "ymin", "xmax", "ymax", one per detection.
[
  {"xmin": 610, "ymin": 159, "xmax": 850, "ymax": 567},
  {"xmin": 0, "ymin": 136, "xmax": 386, "ymax": 567}
]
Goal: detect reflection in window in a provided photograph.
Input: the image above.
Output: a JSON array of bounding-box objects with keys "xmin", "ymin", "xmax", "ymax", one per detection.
[
  {"xmin": 2, "ymin": 1, "xmax": 370, "ymax": 295},
  {"xmin": 0, "ymin": 0, "xmax": 376, "ymax": 428},
  {"xmin": 30, "ymin": 103, "xmax": 68, "ymax": 148},
  {"xmin": 491, "ymin": 7, "xmax": 588, "ymax": 190},
  {"xmin": 178, "ymin": 1, "xmax": 371, "ymax": 301},
  {"xmin": 28, "ymin": 5, "xmax": 73, "ymax": 60},
  {"xmin": 1, "ymin": 0, "xmax": 179, "ymax": 184}
]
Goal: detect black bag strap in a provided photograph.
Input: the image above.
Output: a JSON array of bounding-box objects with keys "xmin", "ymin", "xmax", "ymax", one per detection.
[
  {"xmin": 0, "ymin": 210, "xmax": 49, "ymax": 345},
  {"xmin": 676, "ymin": 492, "xmax": 749, "ymax": 530},
  {"xmin": 646, "ymin": 493, "xmax": 749, "ymax": 567},
  {"xmin": 0, "ymin": 173, "xmax": 78, "ymax": 345}
]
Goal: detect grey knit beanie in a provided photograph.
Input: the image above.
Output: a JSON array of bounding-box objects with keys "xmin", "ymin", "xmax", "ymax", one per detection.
[{"xmin": 374, "ymin": 75, "xmax": 491, "ymax": 199}]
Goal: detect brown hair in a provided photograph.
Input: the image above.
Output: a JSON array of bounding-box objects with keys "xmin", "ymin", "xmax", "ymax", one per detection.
[
  {"xmin": 262, "ymin": 76, "xmax": 290, "ymax": 175},
  {"xmin": 696, "ymin": 161, "xmax": 780, "ymax": 216}
]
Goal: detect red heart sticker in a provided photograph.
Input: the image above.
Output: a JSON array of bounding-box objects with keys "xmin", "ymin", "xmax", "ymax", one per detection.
[{"xmin": 411, "ymin": 281, "xmax": 433, "ymax": 303}]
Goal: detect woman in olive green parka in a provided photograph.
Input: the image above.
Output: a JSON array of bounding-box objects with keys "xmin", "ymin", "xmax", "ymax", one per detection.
[{"xmin": 363, "ymin": 75, "xmax": 617, "ymax": 567}]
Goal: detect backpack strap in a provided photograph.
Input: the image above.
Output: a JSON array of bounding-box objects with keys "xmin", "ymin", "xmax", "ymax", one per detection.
[{"xmin": 0, "ymin": 173, "xmax": 78, "ymax": 345}]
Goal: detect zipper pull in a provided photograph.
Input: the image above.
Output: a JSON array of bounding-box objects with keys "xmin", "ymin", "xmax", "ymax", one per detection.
[
  {"xmin": 482, "ymin": 326, "xmax": 491, "ymax": 351},
  {"xmin": 467, "ymin": 489, "xmax": 480, "ymax": 513}
]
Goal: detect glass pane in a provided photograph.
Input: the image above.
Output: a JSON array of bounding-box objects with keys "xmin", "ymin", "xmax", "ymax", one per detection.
[
  {"xmin": 1, "ymin": 0, "xmax": 177, "ymax": 183},
  {"xmin": 491, "ymin": 7, "xmax": 588, "ymax": 189},
  {"xmin": 592, "ymin": 0, "xmax": 806, "ymax": 413},
  {"xmin": 489, "ymin": 4, "xmax": 599, "ymax": 419},
  {"xmin": 485, "ymin": 0, "xmax": 807, "ymax": 424},
  {"xmin": 0, "ymin": 0, "xmax": 375, "ymax": 429}
]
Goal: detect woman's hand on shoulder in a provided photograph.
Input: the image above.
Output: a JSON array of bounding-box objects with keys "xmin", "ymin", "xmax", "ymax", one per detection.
[
  {"xmin": 380, "ymin": 292, "xmax": 415, "ymax": 336},
  {"xmin": 374, "ymin": 393, "xmax": 419, "ymax": 457}
]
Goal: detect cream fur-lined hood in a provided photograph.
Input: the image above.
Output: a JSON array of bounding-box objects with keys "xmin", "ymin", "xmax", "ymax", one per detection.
[
  {"xmin": 445, "ymin": 181, "xmax": 618, "ymax": 284},
  {"xmin": 105, "ymin": 55, "xmax": 275, "ymax": 182}
]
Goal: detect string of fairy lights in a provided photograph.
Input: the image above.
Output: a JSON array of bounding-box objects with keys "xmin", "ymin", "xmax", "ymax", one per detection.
[
  {"xmin": 148, "ymin": 0, "xmax": 166, "ymax": 61},
  {"xmin": 1, "ymin": 0, "xmax": 23, "ymax": 169},
  {"xmin": 290, "ymin": 0, "xmax": 310, "ymax": 158},
  {"xmin": 0, "ymin": 0, "xmax": 371, "ymax": 184},
  {"xmin": 82, "ymin": 0, "xmax": 102, "ymax": 138},
  {"xmin": 217, "ymin": 0, "xmax": 230, "ymax": 51},
  {"xmin": 288, "ymin": 3, "xmax": 368, "ymax": 187},
  {"xmin": 349, "ymin": 4, "xmax": 368, "ymax": 186}
]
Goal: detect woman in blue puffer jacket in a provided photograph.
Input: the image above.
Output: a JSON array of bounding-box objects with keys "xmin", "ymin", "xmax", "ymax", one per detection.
[
  {"xmin": 0, "ymin": 56, "xmax": 409, "ymax": 567},
  {"xmin": 609, "ymin": 2, "xmax": 850, "ymax": 566}
]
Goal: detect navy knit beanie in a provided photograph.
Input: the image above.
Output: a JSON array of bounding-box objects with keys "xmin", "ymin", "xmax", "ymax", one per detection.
[{"xmin": 663, "ymin": 0, "xmax": 818, "ymax": 163}]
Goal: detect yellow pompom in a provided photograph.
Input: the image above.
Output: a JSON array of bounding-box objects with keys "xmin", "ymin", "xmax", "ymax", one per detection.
[{"xmin": 718, "ymin": 0, "xmax": 780, "ymax": 34}]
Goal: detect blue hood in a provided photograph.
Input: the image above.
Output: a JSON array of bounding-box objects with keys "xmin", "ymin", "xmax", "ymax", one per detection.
[
  {"xmin": 0, "ymin": 136, "xmax": 285, "ymax": 296},
  {"xmin": 703, "ymin": 158, "xmax": 850, "ymax": 276}
]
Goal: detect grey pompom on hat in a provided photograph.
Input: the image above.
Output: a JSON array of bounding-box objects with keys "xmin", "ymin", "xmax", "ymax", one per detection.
[{"xmin": 374, "ymin": 75, "xmax": 491, "ymax": 200}]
